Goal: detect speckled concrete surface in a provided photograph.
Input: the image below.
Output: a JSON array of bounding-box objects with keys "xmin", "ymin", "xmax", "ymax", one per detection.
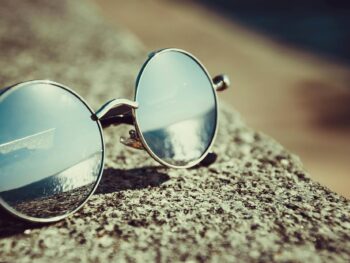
[{"xmin": 0, "ymin": 1, "xmax": 349, "ymax": 262}]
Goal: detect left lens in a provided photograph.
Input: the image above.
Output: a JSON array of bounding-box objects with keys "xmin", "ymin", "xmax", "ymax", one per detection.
[{"xmin": 0, "ymin": 81, "xmax": 104, "ymax": 222}]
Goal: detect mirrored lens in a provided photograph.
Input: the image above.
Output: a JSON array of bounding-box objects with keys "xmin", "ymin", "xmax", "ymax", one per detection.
[
  {"xmin": 0, "ymin": 82, "xmax": 103, "ymax": 220},
  {"xmin": 135, "ymin": 50, "xmax": 217, "ymax": 167}
]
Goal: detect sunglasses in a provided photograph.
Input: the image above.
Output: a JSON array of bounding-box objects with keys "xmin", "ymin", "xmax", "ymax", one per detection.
[{"xmin": 0, "ymin": 48, "xmax": 229, "ymax": 223}]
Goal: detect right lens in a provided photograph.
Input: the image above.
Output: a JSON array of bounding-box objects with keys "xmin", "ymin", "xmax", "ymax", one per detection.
[
  {"xmin": 0, "ymin": 81, "xmax": 104, "ymax": 222},
  {"xmin": 135, "ymin": 49, "xmax": 217, "ymax": 168}
]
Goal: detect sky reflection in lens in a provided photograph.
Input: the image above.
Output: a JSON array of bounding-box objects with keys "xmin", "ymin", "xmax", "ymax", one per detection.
[
  {"xmin": 135, "ymin": 50, "xmax": 217, "ymax": 166},
  {"xmin": 0, "ymin": 82, "xmax": 103, "ymax": 219}
]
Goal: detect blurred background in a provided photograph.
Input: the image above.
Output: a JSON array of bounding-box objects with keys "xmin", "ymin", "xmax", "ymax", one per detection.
[{"xmin": 93, "ymin": 0, "xmax": 350, "ymax": 198}]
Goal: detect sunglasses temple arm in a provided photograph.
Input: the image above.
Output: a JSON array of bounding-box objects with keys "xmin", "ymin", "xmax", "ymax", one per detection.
[
  {"xmin": 192, "ymin": 74, "xmax": 230, "ymax": 168},
  {"xmin": 94, "ymin": 99, "xmax": 138, "ymax": 128},
  {"xmin": 197, "ymin": 74, "xmax": 229, "ymax": 167}
]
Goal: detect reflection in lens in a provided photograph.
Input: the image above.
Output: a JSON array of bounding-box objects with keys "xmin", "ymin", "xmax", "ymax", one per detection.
[
  {"xmin": 0, "ymin": 82, "xmax": 103, "ymax": 220},
  {"xmin": 135, "ymin": 50, "xmax": 217, "ymax": 166}
]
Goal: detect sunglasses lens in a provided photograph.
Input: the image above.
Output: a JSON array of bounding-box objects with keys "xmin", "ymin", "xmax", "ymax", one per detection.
[
  {"xmin": 135, "ymin": 50, "xmax": 217, "ymax": 167},
  {"xmin": 0, "ymin": 82, "xmax": 103, "ymax": 221}
]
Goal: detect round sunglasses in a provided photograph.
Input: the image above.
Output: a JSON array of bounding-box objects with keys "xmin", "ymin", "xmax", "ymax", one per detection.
[{"xmin": 0, "ymin": 48, "xmax": 229, "ymax": 223}]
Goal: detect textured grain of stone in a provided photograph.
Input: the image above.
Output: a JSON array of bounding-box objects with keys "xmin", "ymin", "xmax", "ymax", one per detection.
[{"xmin": 0, "ymin": 1, "xmax": 349, "ymax": 262}]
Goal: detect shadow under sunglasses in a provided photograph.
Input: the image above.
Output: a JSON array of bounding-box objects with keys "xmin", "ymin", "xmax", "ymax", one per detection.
[{"xmin": 0, "ymin": 166, "xmax": 170, "ymax": 238}]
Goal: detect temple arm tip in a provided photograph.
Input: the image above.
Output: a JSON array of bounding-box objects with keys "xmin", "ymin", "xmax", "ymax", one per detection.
[
  {"xmin": 213, "ymin": 74, "xmax": 230, "ymax": 92},
  {"xmin": 199, "ymin": 152, "xmax": 218, "ymax": 167}
]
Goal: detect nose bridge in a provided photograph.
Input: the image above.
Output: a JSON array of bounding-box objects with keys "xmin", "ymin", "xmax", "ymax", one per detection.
[{"xmin": 95, "ymin": 98, "xmax": 138, "ymax": 121}]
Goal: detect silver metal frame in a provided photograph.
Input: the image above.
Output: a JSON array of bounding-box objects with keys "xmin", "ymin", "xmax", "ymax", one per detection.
[{"xmin": 0, "ymin": 48, "xmax": 229, "ymax": 223}]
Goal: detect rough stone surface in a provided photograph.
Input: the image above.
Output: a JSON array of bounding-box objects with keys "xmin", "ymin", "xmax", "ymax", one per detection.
[{"xmin": 0, "ymin": 1, "xmax": 349, "ymax": 262}]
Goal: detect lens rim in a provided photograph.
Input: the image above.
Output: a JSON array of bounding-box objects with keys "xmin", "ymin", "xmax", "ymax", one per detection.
[
  {"xmin": 133, "ymin": 48, "xmax": 219, "ymax": 168},
  {"xmin": 0, "ymin": 80, "xmax": 105, "ymax": 223}
]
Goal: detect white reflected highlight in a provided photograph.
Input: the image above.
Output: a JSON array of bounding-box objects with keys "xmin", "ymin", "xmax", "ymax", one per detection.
[
  {"xmin": 54, "ymin": 152, "xmax": 102, "ymax": 193},
  {"xmin": 163, "ymin": 118, "xmax": 205, "ymax": 163},
  {"xmin": 0, "ymin": 128, "xmax": 55, "ymax": 154}
]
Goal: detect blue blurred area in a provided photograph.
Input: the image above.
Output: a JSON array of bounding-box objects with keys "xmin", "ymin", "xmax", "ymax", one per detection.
[{"xmin": 197, "ymin": 0, "xmax": 350, "ymax": 64}]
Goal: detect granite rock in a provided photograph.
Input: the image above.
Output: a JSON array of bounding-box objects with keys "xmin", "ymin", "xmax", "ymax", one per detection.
[{"xmin": 0, "ymin": 1, "xmax": 349, "ymax": 262}]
